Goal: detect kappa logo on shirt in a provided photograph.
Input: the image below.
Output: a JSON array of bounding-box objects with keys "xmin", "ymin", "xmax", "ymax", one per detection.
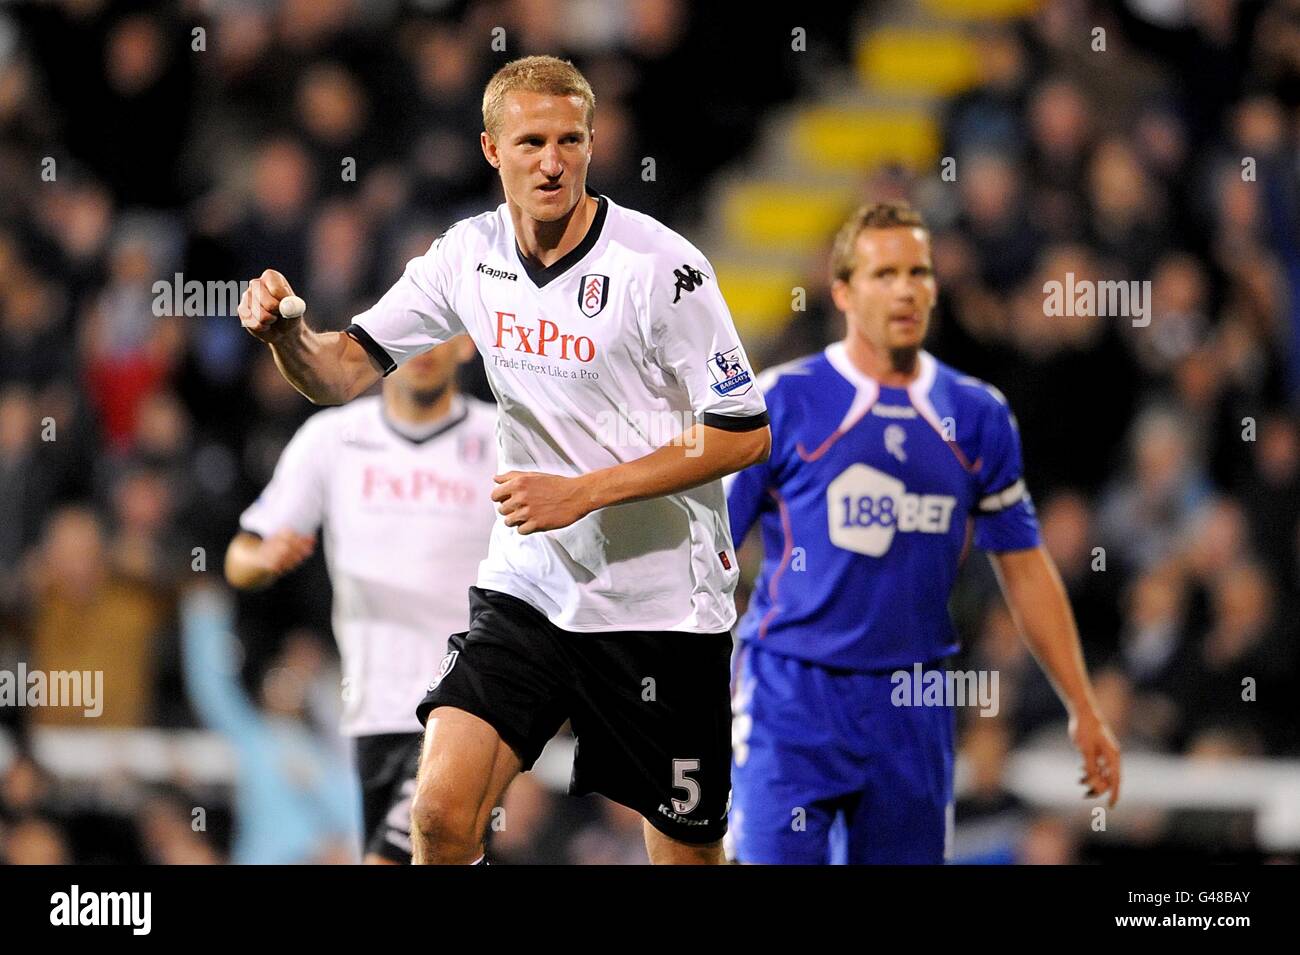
[
  {"xmin": 340, "ymin": 428, "xmax": 386, "ymax": 451},
  {"xmin": 578, "ymin": 274, "xmax": 609, "ymax": 317},
  {"xmin": 476, "ymin": 262, "xmax": 518, "ymax": 281},
  {"xmin": 707, "ymin": 348, "xmax": 753, "ymax": 397},
  {"xmin": 671, "ymin": 264, "xmax": 707, "ymax": 303}
]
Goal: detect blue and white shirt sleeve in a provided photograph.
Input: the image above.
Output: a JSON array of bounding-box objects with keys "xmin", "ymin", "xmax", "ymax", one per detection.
[
  {"xmin": 973, "ymin": 394, "xmax": 1040, "ymax": 552},
  {"xmin": 724, "ymin": 373, "xmax": 784, "ymax": 544},
  {"xmin": 725, "ymin": 447, "xmax": 772, "ymax": 547}
]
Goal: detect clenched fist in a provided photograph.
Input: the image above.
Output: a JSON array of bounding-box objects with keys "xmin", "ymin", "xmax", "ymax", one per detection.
[
  {"xmin": 238, "ymin": 269, "xmax": 301, "ymax": 342},
  {"xmin": 491, "ymin": 471, "xmax": 595, "ymax": 534}
]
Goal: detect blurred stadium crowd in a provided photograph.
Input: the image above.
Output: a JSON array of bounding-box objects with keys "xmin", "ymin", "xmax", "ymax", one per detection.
[{"xmin": 0, "ymin": 0, "xmax": 1297, "ymax": 864}]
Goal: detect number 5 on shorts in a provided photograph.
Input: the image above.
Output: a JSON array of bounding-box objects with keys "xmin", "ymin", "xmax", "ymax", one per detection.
[{"xmin": 672, "ymin": 758, "xmax": 700, "ymax": 814}]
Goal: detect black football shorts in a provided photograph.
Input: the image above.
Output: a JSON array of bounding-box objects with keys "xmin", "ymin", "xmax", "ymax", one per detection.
[
  {"xmin": 416, "ymin": 586, "xmax": 734, "ymax": 845},
  {"xmin": 353, "ymin": 731, "xmax": 422, "ymax": 863}
]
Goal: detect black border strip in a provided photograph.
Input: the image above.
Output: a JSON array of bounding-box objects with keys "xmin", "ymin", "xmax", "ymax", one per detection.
[
  {"xmin": 701, "ymin": 410, "xmax": 770, "ymax": 433},
  {"xmin": 345, "ymin": 323, "xmax": 398, "ymax": 377}
]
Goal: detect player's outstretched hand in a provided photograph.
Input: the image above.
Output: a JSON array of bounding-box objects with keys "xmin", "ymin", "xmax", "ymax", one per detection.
[
  {"xmin": 491, "ymin": 471, "xmax": 593, "ymax": 535},
  {"xmin": 1070, "ymin": 708, "xmax": 1122, "ymax": 808},
  {"xmin": 257, "ymin": 529, "xmax": 317, "ymax": 576},
  {"xmin": 238, "ymin": 269, "xmax": 302, "ymax": 342}
]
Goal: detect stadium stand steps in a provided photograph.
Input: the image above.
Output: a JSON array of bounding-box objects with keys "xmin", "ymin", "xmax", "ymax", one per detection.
[{"xmin": 705, "ymin": 0, "xmax": 1039, "ymax": 340}]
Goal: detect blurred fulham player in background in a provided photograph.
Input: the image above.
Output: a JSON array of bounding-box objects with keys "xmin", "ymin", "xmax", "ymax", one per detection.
[
  {"xmin": 236, "ymin": 56, "xmax": 769, "ymax": 865},
  {"xmin": 224, "ymin": 338, "xmax": 497, "ymax": 863}
]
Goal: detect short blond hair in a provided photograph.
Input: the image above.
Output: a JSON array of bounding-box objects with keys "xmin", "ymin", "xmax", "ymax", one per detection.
[
  {"xmin": 830, "ymin": 201, "xmax": 929, "ymax": 283},
  {"xmin": 482, "ymin": 56, "xmax": 595, "ymax": 140}
]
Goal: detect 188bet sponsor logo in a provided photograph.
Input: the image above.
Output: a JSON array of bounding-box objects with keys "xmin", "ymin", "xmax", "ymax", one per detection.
[{"xmin": 828, "ymin": 464, "xmax": 956, "ymax": 557}]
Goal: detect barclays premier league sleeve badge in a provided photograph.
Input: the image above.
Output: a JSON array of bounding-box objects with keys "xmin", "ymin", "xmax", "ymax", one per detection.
[{"xmin": 708, "ymin": 347, "xmax": 754, "ymax": 397}]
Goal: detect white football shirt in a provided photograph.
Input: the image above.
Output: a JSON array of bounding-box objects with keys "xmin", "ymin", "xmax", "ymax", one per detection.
[
  {"xmin": 239, "ymin": 395, "xmax": 498, "ymax": 736},
  {"xmin": 346, "ymin": 190, "xmax": 768, "ymax": 633}
]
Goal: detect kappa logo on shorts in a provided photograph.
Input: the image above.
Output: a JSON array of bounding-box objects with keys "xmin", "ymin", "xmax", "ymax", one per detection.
[
  {"xmin": 427, "ymin": 650, "xmax": 459, "ymax": 692},
  {"xmin": 578, "ymin": 274, "xmax": 609, "ymax": 318},
  {"xmin": 657, "ymin": 804, "xmax": 711, "ymax": 826}
]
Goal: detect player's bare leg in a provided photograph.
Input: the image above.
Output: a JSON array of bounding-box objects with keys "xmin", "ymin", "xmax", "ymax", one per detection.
[
  {"xmin": 410, "ymin": 706, "xmax": 521, "ymax": 864},
  {"xmin": 642, "ymin": 821, "xmax": 725, "ymax": 864}
]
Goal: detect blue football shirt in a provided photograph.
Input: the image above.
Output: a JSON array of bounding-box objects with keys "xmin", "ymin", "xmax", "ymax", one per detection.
[{"xmin": 727, "ymin": 343, "xmax": 1040, "ymax": 671}]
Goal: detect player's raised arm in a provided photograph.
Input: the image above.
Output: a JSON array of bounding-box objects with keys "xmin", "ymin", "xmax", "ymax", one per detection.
[{"xmin": 238, "ymin": 269, "xmax": 383, "ymax": 405}]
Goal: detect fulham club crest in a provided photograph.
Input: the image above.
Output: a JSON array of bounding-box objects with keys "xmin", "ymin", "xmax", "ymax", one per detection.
[
  {"xmin": 578, "ymin": 274, "xmax": 609, "ymax": 317},
  {"xmin": 458, "ymin": 433, "xmax": 487, "ymax": 464},
  {"xmin": 427, "ymin": 650, "xmax": 459, "ymax": 692}
]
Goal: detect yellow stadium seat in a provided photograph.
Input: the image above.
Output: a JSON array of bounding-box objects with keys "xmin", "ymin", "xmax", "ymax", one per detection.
[
  {"xmin": 716, "ymin": 265, "xmax": 805, "ymax": 336},
  {"xmin": 922, "ymin": 0, "xmax": 1039, "ymax": 20},
  {"xmin": 792, "ymin": 108, "xmax": 940, "ymax": 172},
  {"xmin": 722, "ymin": 184, "xmax": 856, "ymax": 251},
  {"xmin": 857, "ymin": 29, "xmax": 981, "ymax": 95}
]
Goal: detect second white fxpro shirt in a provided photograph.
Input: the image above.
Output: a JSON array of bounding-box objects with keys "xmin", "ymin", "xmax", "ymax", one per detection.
[{"xmin": 240, "ymin": 396, "xmax": 498, "ymax": 735}]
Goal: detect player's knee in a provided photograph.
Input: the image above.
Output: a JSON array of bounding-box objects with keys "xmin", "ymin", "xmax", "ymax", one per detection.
[{"xmin": 409, "ymin": 786, "xmax": 481, "ymax": 861}]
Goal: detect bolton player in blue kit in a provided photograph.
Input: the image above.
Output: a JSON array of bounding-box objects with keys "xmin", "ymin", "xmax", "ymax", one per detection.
[{"xmin": 726, "ymin": 202, "xmax": 1121, "ymax": 864}]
